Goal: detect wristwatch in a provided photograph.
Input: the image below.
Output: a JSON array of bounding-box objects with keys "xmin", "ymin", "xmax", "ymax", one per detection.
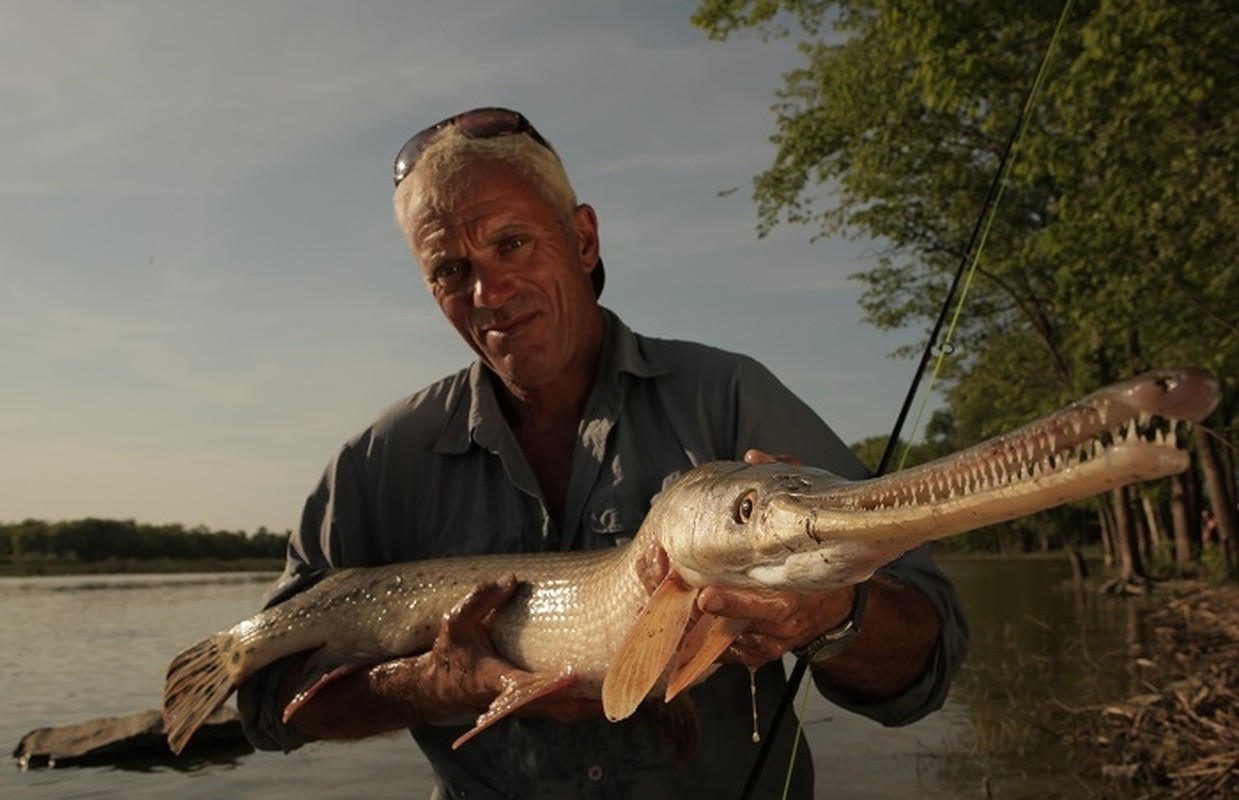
[{"xmin": 792, "ymin": 581, "xmax": 869, "ymax": 662}]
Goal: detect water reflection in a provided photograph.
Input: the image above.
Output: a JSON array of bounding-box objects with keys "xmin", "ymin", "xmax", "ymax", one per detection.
[
  {"xmin": 18, "ymin": 740, "xmax": 254, "ymax": 774},
  {"xmin": 2, "ymin": 561, "xmax": 1156, "ymax": 798},
  {"xmin": 937, "ymin": 556, "xmax": 1149, "ymax": 795}
]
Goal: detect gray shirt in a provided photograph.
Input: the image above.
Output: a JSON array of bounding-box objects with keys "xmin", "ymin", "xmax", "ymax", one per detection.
[{"xmin": 238, "ymin": 309, "xmax": 969, "ymax": 799}]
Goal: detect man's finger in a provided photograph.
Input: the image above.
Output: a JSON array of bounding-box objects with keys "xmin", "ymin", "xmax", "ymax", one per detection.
[
  {"xmin": 444, "ymin": 574, "xmax": 520, "ymax": 633},
  {"xmin": 635, "ymin": 544, "xmax": 670, "ymax": 595},
  {"xmin": 742, "ymin": 449, "xmax": 805, "ymax": 467},
  {"xmin": 697, "ymin": 586, "xmax": 802, "ymax": 622}
]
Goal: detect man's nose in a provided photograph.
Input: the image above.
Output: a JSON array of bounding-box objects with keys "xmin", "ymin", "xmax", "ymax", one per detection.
[{"xmin": 471, "ymin": 256, "xmax": 517, "ymax": 309}]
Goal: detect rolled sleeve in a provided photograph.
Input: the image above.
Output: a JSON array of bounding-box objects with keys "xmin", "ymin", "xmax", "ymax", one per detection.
[
  {"xmin": 238, "ymin": 657, "xmax": 315, "ymax": 752},
  {"xmin": 816, "ymin": 545, "xmax": 970, "ymax": 726}
]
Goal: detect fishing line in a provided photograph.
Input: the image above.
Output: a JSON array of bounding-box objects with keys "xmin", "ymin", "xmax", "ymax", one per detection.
[
  {"xmin": 880, "ymin": 0, "xmax": 1076, "ymax": 475},
  {"xmin": 739, "ymin": 2, "xmax": 1077, "ymax": 797}
]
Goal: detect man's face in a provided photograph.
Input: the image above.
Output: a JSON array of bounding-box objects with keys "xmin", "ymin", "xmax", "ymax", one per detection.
[{"xmin": 408, "ymin": 161, "xmax": 600, "ymax": 392}]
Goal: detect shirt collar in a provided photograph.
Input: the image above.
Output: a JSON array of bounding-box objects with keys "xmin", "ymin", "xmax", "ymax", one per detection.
[{"xmin": 433, "ymin": 307, "xmax": 664, "ymax": 456}]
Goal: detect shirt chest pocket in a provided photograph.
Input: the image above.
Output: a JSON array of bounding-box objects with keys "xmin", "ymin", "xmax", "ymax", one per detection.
[{"xmin": 582, "ymin": 478, "xmax": 668, "ymax": 548}]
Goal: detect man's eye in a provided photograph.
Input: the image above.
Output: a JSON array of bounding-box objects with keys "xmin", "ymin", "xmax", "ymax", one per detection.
[
  {"xmin": 497, "ymin": 236, "xmax": 527, "ymax": 255},
  {"xmin": 432, "ymin": 261, "xmax": 468, "ymax": 286}
]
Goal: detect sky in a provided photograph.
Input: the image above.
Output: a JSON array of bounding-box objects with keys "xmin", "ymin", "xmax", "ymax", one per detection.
[{"xmin": 1, "ymin": 0, "xmax": 924, "ymax": 533}]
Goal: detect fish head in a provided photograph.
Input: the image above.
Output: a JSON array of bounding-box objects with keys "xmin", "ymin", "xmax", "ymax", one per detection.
[
  {"xmin": 648, "ymin": 368, "xmax": 1221, "ymax": 593},
  {"xmin": 649, "ymin": 461, "xmax": 891, "ymax": 591}
]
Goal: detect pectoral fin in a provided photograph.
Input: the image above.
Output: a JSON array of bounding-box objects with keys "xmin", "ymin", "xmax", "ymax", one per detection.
[
  {"xmin": 664, "ymin": 612, "xmax": 749, "ymax": 702},
  {"xmin": 601, "ymin": 573, "xmax": 698, "ymax": 722},
  {"xmin": 281, "ymin": 647, "xmax": 379, "ymax": 723}
]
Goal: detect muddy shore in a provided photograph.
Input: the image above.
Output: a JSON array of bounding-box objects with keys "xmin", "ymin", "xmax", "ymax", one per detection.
[{"xmin": 1078, "ymin": 581, "xmax": 1238, "ymax": 798}]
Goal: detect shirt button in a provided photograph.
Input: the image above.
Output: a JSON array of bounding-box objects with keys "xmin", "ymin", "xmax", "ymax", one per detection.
[{"xmin": 586, "ymin": 764, "xmax": 604, "ymax": 783}]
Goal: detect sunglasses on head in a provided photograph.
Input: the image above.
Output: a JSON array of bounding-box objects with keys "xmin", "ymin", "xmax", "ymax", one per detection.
[{"xmin": 392, "ymin": 107, "xmax": 554, "ymax": 187}]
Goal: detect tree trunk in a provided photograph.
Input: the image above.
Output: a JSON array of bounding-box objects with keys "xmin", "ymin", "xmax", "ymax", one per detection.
[
  {"xmin": 1169, "ymin": 471, "xmax": 1196, "ymax": 568},
  {"xmin": 1141, "ymin": 495, "xmax": 1167, "ymax": 563},
  {"xmin": 1114, "ymin": 486, "xmax": 1145, "ymax": 580},
  {"xmin": 1067, "ymin": 547, "xmax": 1089, "ymax": 588},
  {"xmin": 1195, "ymin": 427, "xmax": 1238, "ymax": 580},
  {"xmin": 1134, "ymin": 494, "xmax": 1153, "ymax": 564},
  {"xmin": 1098, "ymin": 501, "xmax": 1115, "ymax": 568},
  {"xmin": 1102, "ymin": 485, "xmax": 1150, "ymax": 594}
]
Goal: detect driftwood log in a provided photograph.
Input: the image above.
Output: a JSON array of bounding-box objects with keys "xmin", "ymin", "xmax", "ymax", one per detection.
[{"xmin": 13, "ymin": 706, "xmax": 251, "ymax": 769}]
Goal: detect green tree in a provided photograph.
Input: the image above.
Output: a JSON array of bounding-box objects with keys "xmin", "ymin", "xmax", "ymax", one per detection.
[
  {"xmin": 0, "ymin": 518, "xmax": 290, "ymax": 572},
  {"xmin": 695, "ymin": 0, "xmax": 1238, "ymax": 580}
]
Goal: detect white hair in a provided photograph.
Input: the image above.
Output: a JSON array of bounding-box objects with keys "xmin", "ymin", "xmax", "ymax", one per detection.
[{"xmin": 392, "ymin": 126, "xmax": 579, "ymax": 244}]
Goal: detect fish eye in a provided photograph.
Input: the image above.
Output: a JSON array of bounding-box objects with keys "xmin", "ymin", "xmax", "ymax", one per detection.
[{"xmin": 735, "ymin": 490, "xmax": 758, "ymax": 524}]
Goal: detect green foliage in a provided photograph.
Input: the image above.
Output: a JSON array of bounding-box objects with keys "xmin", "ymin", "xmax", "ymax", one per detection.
[
  {"xmin": 0, "ymin": 518, "xmax": 288, "ymax": 570},
  {"xmin": 850, "ymin": 408, "xmax": 959, "ymax": 473},
  {"xmin": 849, "ymin": 434, "xmax": 891, "ymax": 474},
  {"xmin": 693, "ymin": 0, "xmax": 1239, "ymax": 443},
  {"xmin": 1199, "ymin": 544, "xmax": 1232, "ymax": 585},
  {"xmin": 693, "ymin": 0, "xmax": 836, "ymax": 39},
  {"xmin": 695, "ymin": 2, "xmax": 1237, "ymax": 565}
]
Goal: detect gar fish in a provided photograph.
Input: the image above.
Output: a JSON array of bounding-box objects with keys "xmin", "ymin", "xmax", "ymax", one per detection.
[{"xmin": 163, "ymin": 367, "xmax": 1219, "ymax": 755}]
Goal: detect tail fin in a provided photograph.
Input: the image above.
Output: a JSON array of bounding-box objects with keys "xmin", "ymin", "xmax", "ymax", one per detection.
[{"xmin": 163, "ymin": 633, "xmax": 239, "ymax": 755}]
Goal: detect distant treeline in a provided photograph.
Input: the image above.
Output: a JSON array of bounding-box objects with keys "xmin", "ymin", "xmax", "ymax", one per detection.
[{"xmin": 0, "ymin": 518, "xmax": 288, "ymax": 569}]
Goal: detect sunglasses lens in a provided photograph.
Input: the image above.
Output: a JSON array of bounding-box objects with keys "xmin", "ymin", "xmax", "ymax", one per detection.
[
  {"xmin": 393, "ymin": 133, "xmax": 435, "ymax": 186},
  {"xmin": 454, "ymin": 108, "xmax": 526, "ymax": 139},
  {"xmin": 393, "ymin": 108, "xmax": 549, "ymax": 186}
]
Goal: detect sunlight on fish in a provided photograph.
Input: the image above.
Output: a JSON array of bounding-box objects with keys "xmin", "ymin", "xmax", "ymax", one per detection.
[{"xmin": 163, "ymin": 368, "xmax": 1219, "ymax": 756}]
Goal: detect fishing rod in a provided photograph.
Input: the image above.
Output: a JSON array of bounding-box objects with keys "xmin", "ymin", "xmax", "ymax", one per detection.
[{"xmin": 738, "ymin": 2, "xmax": 1076, "ymax": 797}]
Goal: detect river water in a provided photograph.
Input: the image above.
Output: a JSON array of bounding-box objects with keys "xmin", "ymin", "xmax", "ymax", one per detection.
[{"xmin": 2, "ymin": 558, "xmax": 1145, "ymax": 798}]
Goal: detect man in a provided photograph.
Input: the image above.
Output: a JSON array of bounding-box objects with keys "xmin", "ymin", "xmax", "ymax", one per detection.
[{"xmin": 239, "ymin": 108, "xmax": 969, "ymax": 798}]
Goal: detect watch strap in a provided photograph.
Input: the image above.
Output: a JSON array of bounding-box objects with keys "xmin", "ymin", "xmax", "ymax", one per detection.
[{"xmin": 792, "ymin": 580, "xmax": 869, "ymax": 662}]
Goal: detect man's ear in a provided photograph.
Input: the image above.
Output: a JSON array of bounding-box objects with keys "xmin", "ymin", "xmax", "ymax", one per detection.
[{"xmin": 573, "ymin": 203, "xmax": 600, "ymax": 270}]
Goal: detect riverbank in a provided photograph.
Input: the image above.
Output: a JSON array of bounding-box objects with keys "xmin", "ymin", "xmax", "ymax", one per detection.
[
  {"xmin": 0, "ymin": 558, "xmax": 283, "ymax": 577},
  {"xmin": 1074, "ymin": 580, "xmax": 1238, "ymax": 798}
]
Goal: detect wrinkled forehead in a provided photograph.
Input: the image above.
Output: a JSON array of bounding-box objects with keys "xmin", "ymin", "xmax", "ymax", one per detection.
[
  {"xmin": 411, "ymin": 159, "xmax": 535, "ymax": 222},
  {"xmin": 407, "ymin": 157, "xmax": 498, "ymax": 219},
  {"xmin": 409, "ymin": 163, "xmax": 562, "ymax": 269},
  {"xmin": 407, "ymin": 195, "xmax": 481, "ymax": 267}
]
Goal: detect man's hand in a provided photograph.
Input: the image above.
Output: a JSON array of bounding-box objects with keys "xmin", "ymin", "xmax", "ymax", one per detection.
[
  {"xmin": 377, "ymin": 574, "xmax": 529, "ymax": 721},
  {"xmin": 280, "ymin": 575, "xmax": 599, "ymax": 741},
  {"xmin": 693, "ymin": 449, "xmax": 853, "ymax": 667},
  {"xmin": 640, "ymin": 445, "xmax": 939, "ymax": 700},
  {"xmin": 633, "ymin": 447, "xmax": 860, "ymax": 671},
  {"xmin": 697, "ymin": 584, "xmax": 856, "ymax": 668},
  {"xmin": 637, "ymin": 541, "xmax": 855, "ymax": 669}
]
